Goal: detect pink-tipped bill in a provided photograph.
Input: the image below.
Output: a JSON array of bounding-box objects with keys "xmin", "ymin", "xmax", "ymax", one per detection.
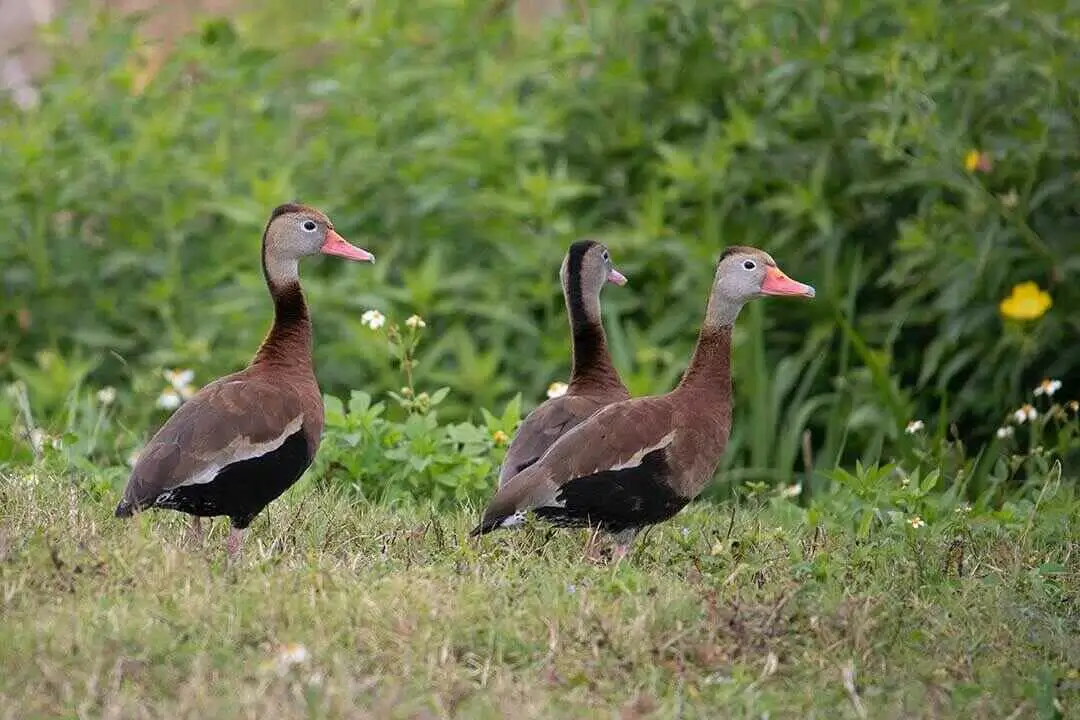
[
  {"xmin": 321, "ymin": 230, "xmax": 375, "ymax": 262},
  {"xmin": 760, "ymin": 265, "xmax": 815, "ymax": 298},
  {"xmin": 607, "ymin": 268, "xmax": 628, "ymax": 286}
]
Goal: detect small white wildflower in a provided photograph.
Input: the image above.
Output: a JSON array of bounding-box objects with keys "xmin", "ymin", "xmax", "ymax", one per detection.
[
  {"xmin": 681, "ymin": 527, "xmax": 691, "ymax": 538},
  {"xmin": 405, "ymin": 314, "xmax": 426, "ymax": 329},
  {"xmin": 780, "ymin": 483, "xmax": 802, "ymax": 499},
  {"xmin": 955, "ymin": 503, "xmax": 972, "ymax": 514},
  {"xmin": 276, "ymin": 643, "xmax": 309, "ymax": 667},
  {"xmin": 156, "ymin": 388, "xmax": 182, "ymax": 410},
  {"xmin": 905, "ymin": 420, "xmax": 925, "ymax": 434},
  {"xmin": 1012, "ymin": 404, "xmax": 1037, "ymax": 424},
  {"xmin": 996, "ymin": 426, "xmax": 1014, "ymax": 439},
  {"xmin": 29, "ymin": 428, "xmax": 47, "ymax": 453},
  {"xmin": 907, "ymin": 516, "xmax": 926, "ymax": 529},
  {"xmin": 361, "ymin": 309, "xmax": 386, "ymax": 330},
  {"xmin": 1033, "ymin": 379, "xmax": 1062, "ymax": 397},
  {"xmin": 163, "ymin": 369, "xmax": 194, "ymax": 391},
  {"xmin": 96, "ymin": 386, "xmax": 117, "ymax": 406},
  {"xmin": 566, "ymin": 583, "xmax": 577, "ymax": 594},
  {"xmin": 546, "ymin": 381, "xmax": 568, "ymax": 399}
]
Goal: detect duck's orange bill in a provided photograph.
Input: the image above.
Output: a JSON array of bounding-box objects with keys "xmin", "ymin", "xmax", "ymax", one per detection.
[
  {"xmin": 761, "ymin": 265, "xmax": 815, "ymax": 298},
  {"xmin": 607, "ymin": 268, "xmax": 628, "ymax": 286},
  {"xmin": 321, "ymin": 230, "xmax": 375, "ymax": 262}
]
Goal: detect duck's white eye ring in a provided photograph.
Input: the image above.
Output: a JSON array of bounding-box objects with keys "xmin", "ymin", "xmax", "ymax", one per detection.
[
  {"xmin": 743, "ymin": 260, "xmax": 756, "ymax": 270},
  {"xmin": 302, "ymin": 220, "xmax": 318, "ymax": 232}
]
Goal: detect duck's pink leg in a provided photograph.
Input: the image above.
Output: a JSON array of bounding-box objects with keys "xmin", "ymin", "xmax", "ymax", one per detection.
[{"xmin": 226, "ymin": 527, "xmax": 246, "ymax": 561}]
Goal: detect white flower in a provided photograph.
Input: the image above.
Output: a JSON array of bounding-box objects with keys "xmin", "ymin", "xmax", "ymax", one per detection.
[
  {"xmin": 156, "ymin": 388, "xmax": 182, "ymax": 410},
  {"xmin": 905, "ymin": 420, "xmax": 925, "ymax": 434},
  {"xmin": 996, "ymin": 426, "xmax": 1014, "ymax": 439},
  {"xmin": 546, "ymin": 381, "xmax": 568, "ymax": 399},
  {"xmin": 954, "ymin": 503, "xmax": 972, "ymax": 514},
  {"xmin": 1033, "ymin": 379, "xmax": 1062, "ymax": 397},
  {"xmin": 163, "ymin": 369, "xmax": 194, "ymax": 391},
  {"xmin": 96, "ymin": 386, "xmax": 117, "ymax": 406},
  {"xmin": 29, "ymin": 428, "xmax": 47, "ymax": 453},
  {"xmin": 262, "ymin": 643, "xmax": 310, "ymax": 676},
  {"xmin": 907, "ymin": 516, "xmax": 926, "ymax": 529},
  {"xmin": 1012, "ymin": 404, "xmax": 1037, "ymax": 424},
  {"xmin": 405, "ymin": 314, "xmax": 426, "ymax": 329},
  {"xmin": 361, "ymin": 309, "xmax": 386, "ymax": 330}
]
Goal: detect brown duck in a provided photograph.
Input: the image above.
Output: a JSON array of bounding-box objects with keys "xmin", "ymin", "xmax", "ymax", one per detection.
[
  {"xmin": 115, "ymin": 203, "xmax": 374, "ymax": 558},
  {"xmin": 498, "ymin": 239, "xmax": 630, "ymax": 488},
  {"xmin": 472, "ymin": 247, "xmax": 815, "ymax": 559}
]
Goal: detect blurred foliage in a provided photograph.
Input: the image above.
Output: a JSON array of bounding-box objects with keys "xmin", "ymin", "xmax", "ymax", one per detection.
[{"xmin": 1, "ymin": 0, "xmax": 1078, "ymax": 491}]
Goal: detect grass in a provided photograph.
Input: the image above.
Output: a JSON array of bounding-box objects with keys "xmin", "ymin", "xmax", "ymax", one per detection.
[{"xmin": 1, "ymin": 470, "xmax": 1077, "ymax": 719}]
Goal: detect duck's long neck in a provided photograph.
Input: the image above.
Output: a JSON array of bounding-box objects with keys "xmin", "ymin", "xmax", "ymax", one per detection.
[
  {"xmin": 251, "ymin": 251, "xmax": 313, "ymax": 369},
  {"xmin": 565, "ymin": 276, "xmax": 620, "ymax": 393},
  {"xmin": 674, "ymin": 291, "xmax": 741, "ymax": 402}
]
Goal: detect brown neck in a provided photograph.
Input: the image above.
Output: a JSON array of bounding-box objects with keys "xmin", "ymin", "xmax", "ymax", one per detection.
[
  {"xmin": 251, "ymin": 282, "xmax": 313, "ymax": 368},
  {"xmin": 568, "ymin": 320, "xmax": 621, "ymax": 393},
  {"xmin": 252, "ymin": 246, "xmax": 313, "ymax": 369},
  {"xmin": 674, "ymin": 324, "xmax": 733, "ymax": 403},
  {"xmin": 564, "ymin": 266, "xmax": 620, "ymax": 392}
]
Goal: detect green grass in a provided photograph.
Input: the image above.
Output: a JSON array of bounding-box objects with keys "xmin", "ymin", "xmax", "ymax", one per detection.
[{"xmin": 1, "ymin": 471, "xmax": 1077, "ymax": 719}]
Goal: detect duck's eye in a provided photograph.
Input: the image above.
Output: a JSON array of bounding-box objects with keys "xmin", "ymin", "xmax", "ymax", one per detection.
[
  {"xmin": 301, "ymin": 220, "xmax": 318, "ymax": 232},
  {"xmin": 743, "ymin": 260, "xmax": 756, "ymax": 271}
]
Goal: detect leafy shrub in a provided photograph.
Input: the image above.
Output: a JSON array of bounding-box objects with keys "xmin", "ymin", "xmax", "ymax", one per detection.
[
  {"xmin": 1, "ymin": 0, "xmax": 1077, "ymax": 489},
  {"xmin": 310, "ymin": 313, "xmax": 521, "ymax": 506}
]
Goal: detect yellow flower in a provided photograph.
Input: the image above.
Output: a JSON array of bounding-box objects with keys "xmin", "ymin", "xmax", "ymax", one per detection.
[
  {"xmin": 964, "ymin": 149, "xmax": 991, "ymax": 173},
  {"xmin": 492, "ymin": 430, "xmax": 509, "ymax": 446},
  {"xmin": 999, "ymin": 282, "xmax": 1052, "ymax": 321}
]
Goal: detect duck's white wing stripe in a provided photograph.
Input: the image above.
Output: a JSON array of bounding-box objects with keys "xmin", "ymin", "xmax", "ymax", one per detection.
[
  {"xmin": 592, "ymin": 430, "xmax": 676, "ymax": 473},
  {"xmin": 172, "ymin": 414, "xmax": 304, "ymax": 488}
]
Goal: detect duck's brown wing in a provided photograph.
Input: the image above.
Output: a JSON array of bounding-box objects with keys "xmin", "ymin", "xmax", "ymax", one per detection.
[
  {"xmin": 116, "ymin": 374, "xmax": 311, "ymax": 516},
  {"xmin": 473, "ymin": 397, "xmax": 681, "ymax": 534},
  {"xmin": 498, "ymin": 394, "xmax": 614, "ymax": 487}
]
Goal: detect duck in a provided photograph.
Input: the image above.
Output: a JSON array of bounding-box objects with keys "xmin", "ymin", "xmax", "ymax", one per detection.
[
  {"xmin": 115, "ymin": 203, "xmax": 375, "ymax": 558},
  {"xmin": 498, "ymin": 239, "xmax": 630, "ymax": 488},
  {"xmin": 471, "ymin": 247, "xmax": 815, "ymax": 560}
]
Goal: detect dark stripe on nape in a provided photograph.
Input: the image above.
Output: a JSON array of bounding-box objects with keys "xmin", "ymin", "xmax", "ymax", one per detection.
[
  {"xmin": 565, "ymin": 239, "xmax": 598, "ymax": 326},
  {"xmin": 719, "ymin": 245, "xmax": 755, "ymax": 261},
  {"xmin": 268, "ymin": 202, "xmax": 310, "ymax": 222}
]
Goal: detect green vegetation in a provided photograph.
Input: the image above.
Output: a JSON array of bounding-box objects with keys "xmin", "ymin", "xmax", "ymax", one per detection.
[
  {"xmin": 2, "ymin": 0, "xmax": 1078, "ymax": 487},
  {"xmin": 2, "ymin": 0, "xmax": 1079, "ymax": 715}
]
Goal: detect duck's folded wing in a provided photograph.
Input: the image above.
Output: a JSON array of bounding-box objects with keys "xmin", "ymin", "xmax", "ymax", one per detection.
[
  {"xmin": 498, "ymin": 395, "xmax": 607, "ymax": 484},
  {"xmin": 119, "ymin": 378, "xmax": 307, "ymax": 513},
  {"xmin": 474, "ymin": 399, "xmax": 677, "ymax": 534}
]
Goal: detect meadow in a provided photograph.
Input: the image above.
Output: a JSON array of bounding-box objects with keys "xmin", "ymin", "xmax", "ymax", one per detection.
[{"xmin": 1, "ymin": 0, "xmax": 1079, "ymax": 717}]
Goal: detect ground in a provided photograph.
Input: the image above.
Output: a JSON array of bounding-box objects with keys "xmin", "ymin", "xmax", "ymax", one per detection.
[{"xmin": 1, "ymin": 471, "xmax": 1077, "ymax": 719}]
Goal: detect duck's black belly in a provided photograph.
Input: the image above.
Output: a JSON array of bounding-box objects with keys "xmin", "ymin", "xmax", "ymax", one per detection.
[
  {"xmin": 153, "ymin": 430, "xmax": 311, "ymax": 529},
  {"xmin": 533, "ymin": 448, "xmax": 691, "ymax": 533}
]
